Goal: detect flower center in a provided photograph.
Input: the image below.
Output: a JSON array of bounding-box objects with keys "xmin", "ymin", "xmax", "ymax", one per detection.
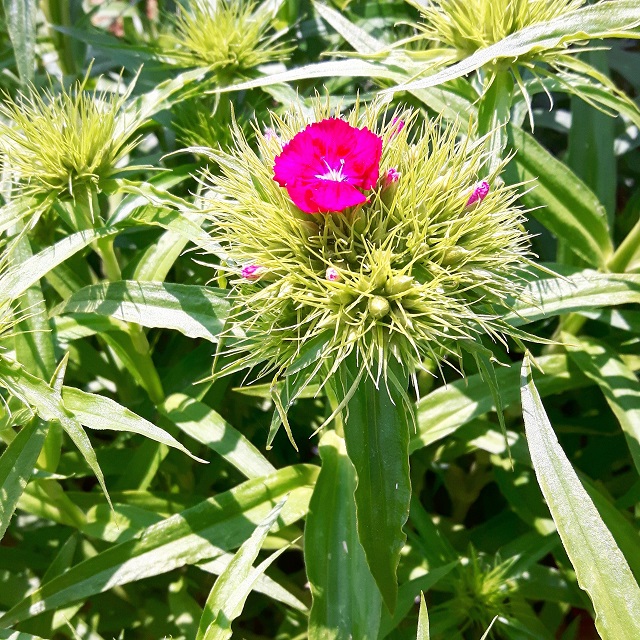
[{"xmin": 315, "ymin": 158, "xmax": 348, "ymax": 182}]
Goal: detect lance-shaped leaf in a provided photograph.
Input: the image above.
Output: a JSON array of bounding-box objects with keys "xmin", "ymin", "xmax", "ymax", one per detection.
[
  {"xmin": 416, "ymin": 593, "xmax": 429, "ymax": 640},
  {"xmin": 54, "ymin": 281, "xmax": 230, "ymax": 342},
  {"xmin": 62, "ymin": 387, "xmax": 206, "ymax": 463},
  {"xmin": 0, "ymin": 229, "xmax": 116, "ymax": 304},
  {"xmin": 0, "ymin": 418, "xmax": 48, "ymax": 539},
  {"xmin": 306, "ymin": 431, "xmax": 382, "ymax": 640},
  {"xmin": 505, "ymin": 127, "xmax": 612, "ymax": 267},
  {"xmin": 2, "ymin": 0, "xmax": 37, "ymax": 84},
  {"xmin": 196, "ymin": 499, "xmax": 287, "ymax": 640},
  {"xmin": 159, "ymin": 393, "xmax": 276, "ymax": 479},
  {"xmin": 521, "ymin": 356, "xmax": 640, "ymax": 639},
  {"xmin": 338, "ymin": 356, "xmax": 411, "ymax": 613},
  {"xmin": 390, "ymin": 1, "xmax": 640, "ymax": 93},
  {"xmin": 0, "ymin": 464, "xmax": 318, "ymax": 625},
  {"xmin": 0, "ymin": 358, "xmax": 110, "ymax": 508},
  {"xmin": 504, "ymin": 270, "xmax": 640, "ymax": 326},
  {"xmin": 565, "ymin": 336, "xmax": 640, "ymax": 476}
]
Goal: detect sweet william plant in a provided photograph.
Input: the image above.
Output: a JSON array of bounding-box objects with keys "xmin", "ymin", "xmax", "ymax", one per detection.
[
  {"xmin": 1, "ymin": 0, "xmax": 640, "ymax": 638},
  {"xmin": 198, "ymin": 98, "xmax": 532, "ymax": 610}
]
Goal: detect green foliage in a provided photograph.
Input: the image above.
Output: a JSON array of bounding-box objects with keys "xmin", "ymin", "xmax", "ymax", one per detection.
[{"xmin": 1, "ymin": 1, "xmax": 640, "ymax": 639}]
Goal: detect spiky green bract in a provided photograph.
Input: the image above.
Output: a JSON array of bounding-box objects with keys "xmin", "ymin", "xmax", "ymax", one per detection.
[
  {"xmin": 0, "ymin": 77, "xmax": 139, "ymax": 200},
  {"xmin": 413, "ymin": 0, "xmax": 585, "ymax": 58},
  {"xmin": 199, "ymin": 100, "xmax": 530, "ymax": 386},
  {"xmin": 168, "ymin": 0, "xmax": 289, "ymax": 76}
]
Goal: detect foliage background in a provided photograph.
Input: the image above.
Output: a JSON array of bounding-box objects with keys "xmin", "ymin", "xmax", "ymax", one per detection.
[{"xmin": 0, "ymin": 0, "xmax": 639, "ymax": 639}]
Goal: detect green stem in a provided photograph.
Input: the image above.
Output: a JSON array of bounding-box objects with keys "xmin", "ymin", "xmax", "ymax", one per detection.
[
  {"xmin": 477, "ymin": 68, "xmax": 515, "ymax": 176},
  {"xmin": 607, "ymin": 217, "xmax": 640, "ymax": 273}
]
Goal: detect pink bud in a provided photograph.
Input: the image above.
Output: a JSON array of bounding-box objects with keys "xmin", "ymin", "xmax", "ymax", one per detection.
[
  {"xmin": 466, "ymin": 180, "xmax": 490, "ymax": 207},
  {"xmin": 263, "ymin": 127, "xmax": 279, "ymax": 142},
  {"xmin": 241, "ymin": 264, "xmax": 265, "ymax": 280},
  {"xmin": 384, "ymin": 168, "xmax": 400, "ymax": 187},
  {"xmin": 390, "ymin": 118, "xmax": 405, "ymax": 138},
  {"xmin": 326, "ymin": 267, "xmax": 341, "ymax": 282}
]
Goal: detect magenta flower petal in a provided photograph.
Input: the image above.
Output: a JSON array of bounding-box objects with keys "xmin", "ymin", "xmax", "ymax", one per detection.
[
  {"xmin": 287, "ymin": 179, "xmax": 368, "ymax": 213},
  {"xmin": 466, "ymin": 180, "xmax": 490, "ymax": 206},
  {"xmin": 273, "ymin": 118, "xmax": 383, "ymax": 213}
]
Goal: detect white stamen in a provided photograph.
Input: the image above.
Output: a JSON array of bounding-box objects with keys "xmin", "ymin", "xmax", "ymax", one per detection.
[{"xmin": 315, "ymin": 158, "xmax": 348, "ymax": 182}]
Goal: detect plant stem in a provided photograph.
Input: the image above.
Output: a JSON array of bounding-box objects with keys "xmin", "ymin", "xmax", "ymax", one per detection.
[{"xmin": 477, "ymin": 68, "xmax": 514, "ymax": 176}]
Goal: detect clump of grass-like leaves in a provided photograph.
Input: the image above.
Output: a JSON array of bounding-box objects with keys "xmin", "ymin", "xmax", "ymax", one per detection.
[
  {"xmin": 0, "ymin": 76, "xmax": 139, "ymax": 200},
  {"xmin": 168, "ymin": 0, "xmax": 289, "ymax": 76},
  {"xmin": 199, "ymin": 99, "xmax": 532, "ymax": 386}
]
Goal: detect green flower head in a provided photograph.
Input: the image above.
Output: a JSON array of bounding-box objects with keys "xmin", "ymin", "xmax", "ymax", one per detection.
[
  {"xmin": 0, "ymin": 76, "xmax": 139, "ymax": 200},
  {"xmin": 168, "ymin": 0, "xmax": 290, "ymax": 76},
  {"xmin": 411, "ymin": 0, "xmax": 585, "ymax": 59},
  {"xmin": 200, "ymin": 99, "xmax": 531, "ymax": 384}
]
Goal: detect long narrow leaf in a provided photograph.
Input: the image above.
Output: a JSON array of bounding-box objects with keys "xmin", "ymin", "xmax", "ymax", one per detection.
[
  {"xmin": 196, "ymin": 499, "xmax": 287, "ymax": 640},
  {"xmin": 306, "ymin": 430, "xmax": 382, "ymax": 640},
  {"xmin": 521, "ymin": 355, "xmax": 640, "ymax": 639},
  {"xmin": 0, "ymin": 464, "xmax": 318, "ymax": 625},
  {"xmin": 54, "ymin": 281, "xmax": 230, "ymax": 342}
]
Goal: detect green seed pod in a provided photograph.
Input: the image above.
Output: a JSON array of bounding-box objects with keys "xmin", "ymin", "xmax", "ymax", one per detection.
[{"xmin": 368, "ymin": 296, "xmax": 390, "ymax": 319}]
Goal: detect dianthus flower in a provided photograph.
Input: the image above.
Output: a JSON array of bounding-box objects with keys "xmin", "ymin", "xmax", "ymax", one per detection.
[
  {"xmin": 273, "ymin": 118, "xmax": 382, "ymax": 213},
  {"xmin": 199, "ymin": 100, "xmax": 532, "ymax": 387}
]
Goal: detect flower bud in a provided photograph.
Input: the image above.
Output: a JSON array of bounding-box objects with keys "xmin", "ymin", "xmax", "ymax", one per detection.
[
  {"xmin": 368, "ymin": 295, "xmax": 390, "ymax": 319},
  {"xmin": 384, "ymin": 168, "xmax": 400, "ymax": 188},
  {"xmin": 385, "ymin": 275, "xmax": 414, "ymax": 295},
  {"xmin": 441, "ymin": 246, "xmax": 471, "ymax": 266},
  {"xmin": 326, "ymin": 267, "xmax": 341, "ymax": 282},
  {"xmin": 466, "ymin": 180, "xmax": 490, "ymax": 207},
  {"xmin": 241, "ymin": 264, "xmax": 266, "ymax": 280},
  {"xmin": 329, "ymin": 290, "xmax": 354, "ymax": 305}
]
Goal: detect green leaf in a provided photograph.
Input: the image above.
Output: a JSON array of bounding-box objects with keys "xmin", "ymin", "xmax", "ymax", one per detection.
[
  {"xmin": 61, "ymin": 387, "xmax": 206, "ymax": 463},
  {"xmin": 505, "ymin": 270, "xmax": 640, "ymax": 326},
  {"xmin": 0, "ymin": 418, "xmax": 48, "ymax": 539},
  {"xmin": 0, "ymin": 464, "xmax": 318, "ymax": 625},
  {"xmin": 414, "ymin": 353, "xmax": 592, "ymax": 451},
  {"xmin": 417, "ymin": 593, "xmax": 429, "ymax": 640},
  {"xmin": 54, "ymin": 281, "xmax": 230, "ymax": 342},
  {"xmin": 565, "ymin": 336, "xmax": 640, "ymax": 475},
  {"xmin": 306, "ymin": 431, "xmax": 382, "ymax": 640},
  {"xmin": 391, "ymin": 0, "xmax": 640, "ymax": 93},
  {"xmin": 0, "ymin": 358, "xmax": 110, "ymax": 508},
  {"xmin": 506, "ymin": 127, "xmax": 612, "ymax": 267},
  {"xmin": 215, "ymin": 60, "xmax": 403, "ymax": 93},
  {"xmin": 0, "ymin": 229, "xmax": 115, "ymax": 304},
  {"xmin": 338, "ymin": 356, "xmax": 411, "ymax": 613},
  {"xmin": 313, "ymin": 1, "xmax": 385, "ymax": 54},
  {"xmin": 196, "ymin": 499, "xmax": 287, "ymax": 640},
  {"xmin": 521, "ymin": 355, "xmax": 640, "ymax": 639},
  {"xmin": 379, "ymin": 562, "xmax": 456, "ymax": 638},
  {"xmin": 0, "ymin": 631, "xmax": 46, "ymax": 640},
  {"xmin": 159, "ymin": 393, "xmax": 276, "ymax": 479},
  {"xmin": 2, "ymin": 0, "xmax": 36, "ymax": 84}
]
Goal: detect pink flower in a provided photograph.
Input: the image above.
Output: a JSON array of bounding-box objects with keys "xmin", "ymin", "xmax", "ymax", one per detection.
[
  {"xmin": 384, "ymin": 168, "xmax": 400, "ymax": 188},
  {"xmin": 466, "ymin": 180, "xmax": 490, "ymax": 207},
  {"xmin": 273, "ymin": 118, "xmax": 383, "ymax": 214},
  {"xmin": 241, "ymin": 264, "xmax": 265, "ymax": 280},
  {"xmin": 326, "ymin": 267, "xmax": 340, "ymax": 281}
]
